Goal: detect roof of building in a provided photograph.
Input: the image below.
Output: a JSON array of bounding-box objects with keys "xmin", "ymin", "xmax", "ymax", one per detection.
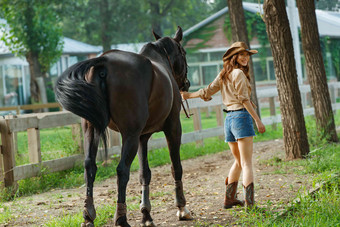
[
  {"xmin": 62, "ymin": 37, "xmax": 101, "ymax": 54},
  {"xmin": 0, "ymin": 36, "xmax": 101, "ymax": 56},
  {"xmin": 184, "ymin": 2, "xmax": 340, "ymax": 38},
  {"xmin": 111, "ymin": 42, "xmax": 147, "ymax": 53}
]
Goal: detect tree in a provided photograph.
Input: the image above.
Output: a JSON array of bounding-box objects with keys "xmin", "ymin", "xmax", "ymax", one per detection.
[
  {"xmin": 296, "ymin": 0, "xmax": 338, "ymax": 142},
  {"xmin": 145, "ymin": 0, "xmax": 176, "ymax": 37},
  {"xmin": 62, "ymin": 0, "xmax": 217, "ymax": 47},
  {"xmin": 0, "ymin": 0, "xmax": 63, "ymax": 103},
  {"xmin": 141, "ymin": 0, "xmax": 217, "ymax": 39},
  {"xmin": 99, "ymin": 0, "xmax": 111, "ymax": 52},
  {"xmin": 226, "ymin": 0, "xmax": 261, "ymax": 120},
  {"xmin": 62, "ymin": 0, "xmax": 151, "ymax": 51},
  {"xmin": 263, "ymin": 0, "xmax": 310, "ymax": 159}
]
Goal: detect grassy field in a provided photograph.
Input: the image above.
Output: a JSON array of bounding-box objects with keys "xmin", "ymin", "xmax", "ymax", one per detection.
[{"xmin": 0, "ymin": 107, "xmax": 339, "ymax": 226}]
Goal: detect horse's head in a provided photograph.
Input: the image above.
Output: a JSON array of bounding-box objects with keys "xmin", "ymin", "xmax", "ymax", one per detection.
[{"xmin": 153, "ymin": 26, "xmax": 190, "ymax": 92}]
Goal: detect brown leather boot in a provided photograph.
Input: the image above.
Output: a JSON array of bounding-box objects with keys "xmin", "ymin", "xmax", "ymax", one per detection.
[
  {"xmin": 243, "ymin": 182, "xmax": 254, "ymax": 210},
  {"xmin": 223, "ymin": 177, "xmax": 244, "ymax": 209}
]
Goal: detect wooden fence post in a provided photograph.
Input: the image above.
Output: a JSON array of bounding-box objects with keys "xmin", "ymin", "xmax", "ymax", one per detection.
[
  {"xmin": 108, "ymin": 130, "xmax": 121, "ymax": 147},
  {"xmin": 269, "ymin": 97, "xmax": 277, "ymax": 130},
  {"xmin": 202, "ymin": 107, "xmax": 210, "ymax": 118},
  {"xmin": 192, "ymin": 107, "xmax": 203, "ymax": 146},
  {"xmin": 0, "ymin": 118, "xmax": 17, "ymax": 188},
  {"xmin": 27, "ymin": 128, "xmax": 41, "ymax": 164},
  {"xmin": 215, "ymin": 105, "xmax": 224, "ymax": 140},
  {"xmin": 301, "ymin": 90, "xmax": 307, "ymax": 109},
  {"xmin": 0, "ymin": 145, "xmax": 4, "ymax": 187},
  {"xmin": 72, "ymin": 124, "xmax": 83, "ymax": 152},
  {"xmin": 329, "ymin": 84, "xmax": 336, "ymax": 114},
  {"xmin": 6, "ymin": 115, "xmax": 18, "ymax": 156},
  {"xmin": 13, "ymin": 132, "xmax": 18, "ymax": 156}
]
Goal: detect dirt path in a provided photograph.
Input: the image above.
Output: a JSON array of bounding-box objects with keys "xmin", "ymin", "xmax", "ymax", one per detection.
[{"xmin": 4, "ymin": 139, "xmax": 313, "ymax": 226}]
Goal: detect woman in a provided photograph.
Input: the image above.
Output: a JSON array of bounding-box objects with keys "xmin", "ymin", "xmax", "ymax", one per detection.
[{"xmin": 181, "ymin": 42, "xmax": 265, "ymax": 210}]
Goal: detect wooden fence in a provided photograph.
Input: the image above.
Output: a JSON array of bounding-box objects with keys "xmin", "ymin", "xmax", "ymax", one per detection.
[
  {"xmin": 0, "ymin": 82, "xmax": 339, "ymax": 188},
  {"xmin": 0, "ymin": 102, "xmax": 62, "ymax": 115}
]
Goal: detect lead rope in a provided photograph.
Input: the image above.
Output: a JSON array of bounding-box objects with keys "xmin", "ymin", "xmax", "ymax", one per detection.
[
  {"xmin": 182, "ymin": 99, "xmax": 193, "ymax": 118},
  {"xmin": 163, "ymin": 48, "xmax": 193, "ymax": 118}
]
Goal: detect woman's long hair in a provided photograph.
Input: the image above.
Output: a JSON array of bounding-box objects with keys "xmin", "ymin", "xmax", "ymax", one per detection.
[{"xmin": 220, "ymin": 53, "xmax": 250, "ymax": 83}]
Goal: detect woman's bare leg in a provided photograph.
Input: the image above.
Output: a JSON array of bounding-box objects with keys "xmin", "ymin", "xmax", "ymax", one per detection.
[
  {"xmin": 237, "ymin": 136, "xmax": 254, "ymax": 187},
  {"xmin": 227, "ymin": 142, "xmax": 242, "ymax": 183}
]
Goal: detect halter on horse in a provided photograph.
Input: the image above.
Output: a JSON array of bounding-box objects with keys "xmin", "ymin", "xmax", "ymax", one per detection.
[{"xmin": 55, "ymin": 26, "xmax": 192, "ymax": 227}]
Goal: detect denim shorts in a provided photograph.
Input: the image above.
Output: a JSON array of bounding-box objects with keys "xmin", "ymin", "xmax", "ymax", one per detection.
[{"xmin": 224, "ymin": 109, "xmax": 256, "ymax": 142}]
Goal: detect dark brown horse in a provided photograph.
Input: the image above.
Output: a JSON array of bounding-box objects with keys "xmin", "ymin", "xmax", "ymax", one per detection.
[{"xmin": 55, "ymin": 26, "xmax": 191, "ymax": 227}]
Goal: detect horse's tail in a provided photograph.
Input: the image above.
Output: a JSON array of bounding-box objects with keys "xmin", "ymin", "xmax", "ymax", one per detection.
[{"xmin": 55, "ymin": 57, "xmax": 109, "ymax": 157}]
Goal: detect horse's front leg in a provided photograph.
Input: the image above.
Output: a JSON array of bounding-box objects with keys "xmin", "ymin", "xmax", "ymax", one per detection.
[
  {"xmin": 81, "ymin": 120, "xmax": 100, "ymax": 227},
  {"xmin": 137, "ymin": 134, "xmax": 155, "ymax": 227},
  {"xmin": 114, "ymin": 134, "xmax": 139, "ymax": 227},
  {"xmin": 164, "ymin": 118, "xmax": 192, "ymax": 221}
]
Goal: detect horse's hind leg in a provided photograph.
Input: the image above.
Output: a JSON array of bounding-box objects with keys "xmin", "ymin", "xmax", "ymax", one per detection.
[
  {"xmin": 81, "ymin": 120, "xmax": 100, "ymax": 227},
  {"xmin": 114, "ymin": 134, "xmax": 139, "ymax": 227},
  {"xmin": 164, "ymin": 118, "xmax": 192, "ymax": 221},
  {"xmin": 137, "ymin": 134, "xmax": 155, "ymax": 227}
]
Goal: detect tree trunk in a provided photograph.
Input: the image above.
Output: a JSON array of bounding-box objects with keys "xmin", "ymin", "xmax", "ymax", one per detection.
[
  {"xmin": 26, "ymin": 51, "xmax": 42, "ymax": 103},
  {"xmin": 100, "ymin": 0, "xmax": 111, "ymax": 52},
  {"xmin": 263, "ymin": 0, "xmax": 310, "ymax": 159},
  {"xmin": 148, "ymin": 0, "xmax": 175, "ymax": 37},
  {"xmin": 227, "ymin": 0, "xmax": 261, "ymax": 122},
  {"xmin": 149, "ymin": 1, "xmax": 163, "ymax": 36},
  {"xmin": 296, "ymin": 0, "xmax": 338, "ymax": 142}
]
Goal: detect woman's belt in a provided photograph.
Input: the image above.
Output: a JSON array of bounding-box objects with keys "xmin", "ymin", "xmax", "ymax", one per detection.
[{"xmin": 223, "ymin": 108, "xmax": 246, "ymax": 113}]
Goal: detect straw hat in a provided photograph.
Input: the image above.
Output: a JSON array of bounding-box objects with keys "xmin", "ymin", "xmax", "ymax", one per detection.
[{"xmin": 222, "ymin": 42, "xmax": 258, "ymax": 62}]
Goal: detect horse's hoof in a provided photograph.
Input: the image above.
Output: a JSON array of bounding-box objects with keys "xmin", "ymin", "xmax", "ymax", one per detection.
[
  {"xmin": 84, "ymin": 197, "xmax": 96, "ymax": 221},
  {"xmin": 81, "ymin": 222, "xmax": 94, "ymax": 227},
  {"xmin": 114, "ymin": 215, "xmax": 131, "ymax": 227},
  {"xmin": 176, "ymin": 206, "xmax": 193, "ymax": 221},
  {"xmin": 140, "ymin": 220, "xmax": 156, "ymax": 227},
  {"xmin": 117, "ymin": 224, "xmax": 131, "ymax": 227}
]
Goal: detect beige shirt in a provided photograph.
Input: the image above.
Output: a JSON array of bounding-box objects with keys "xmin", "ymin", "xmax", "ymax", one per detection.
[{"xmin": 198, "ymin": 68, "xmax": 251, "ymax": 110}]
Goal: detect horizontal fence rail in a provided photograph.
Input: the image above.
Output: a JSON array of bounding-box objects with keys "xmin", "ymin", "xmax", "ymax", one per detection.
[
  {"xmin": 0, "ymin": 103, "xmax": 62, "ymax": 115},
  {"xmin": 0, "ymin": 82, "xmax": 339, "ymax": 187}
]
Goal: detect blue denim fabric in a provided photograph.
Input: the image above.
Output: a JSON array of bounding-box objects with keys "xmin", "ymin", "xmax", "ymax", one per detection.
[{"xmin": 224, "ymin": 109, "xmax": 255, "ymax": 142}]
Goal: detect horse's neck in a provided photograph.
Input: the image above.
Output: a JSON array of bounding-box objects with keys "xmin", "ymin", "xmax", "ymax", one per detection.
[
  {"xmin": 140, "ymin": 43, "xmax": 161, "ymax": 58},
  {"xmin": 140, "ymin": 45, "xmax": 171, "ymax": 68}
]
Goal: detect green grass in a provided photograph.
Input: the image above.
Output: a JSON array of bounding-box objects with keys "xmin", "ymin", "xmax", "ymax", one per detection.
[
  {"xmin": 0, "ymin": 203, "xmax": 11, "ymax": 224},
  {"xmin": 15, "ymin": 127, "xmax": 80, "ymax": 165}
]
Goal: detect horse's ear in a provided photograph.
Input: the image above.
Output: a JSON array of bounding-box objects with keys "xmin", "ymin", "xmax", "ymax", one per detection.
[
  {"xmin": 173, "ymin": 26, "xmax": 183, "ymax": 42},
  {"xmin": 153, "ymin": 29, "xmax": 161, "ymax": 40}
]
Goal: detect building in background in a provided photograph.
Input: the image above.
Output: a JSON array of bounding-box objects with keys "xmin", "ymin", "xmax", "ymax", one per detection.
[
  {"xmin": 182, "ymin": 2, "xmax": 340, "ymax": 90},
  {"xmin": 0, "ymin": 36, "xmax": 101, "ymax": 108}
]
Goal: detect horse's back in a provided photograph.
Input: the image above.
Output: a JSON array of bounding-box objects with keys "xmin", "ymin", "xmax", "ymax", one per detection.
[{"xmin": 103, "ymin": 50, "xmax": 174, "ymax": 134}]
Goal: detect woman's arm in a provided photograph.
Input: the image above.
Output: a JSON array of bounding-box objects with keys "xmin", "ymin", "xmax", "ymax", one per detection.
[
  {"xmin": 181, "ymin": 91, "xmax": 201, "ymax": 100},
  {"xmin": 243, "ymin": 100, "xmax": 266, "ymax": 133},
  {"xmin": 181, "ymin": 73, "xmax": 221, "ymax": 101}
]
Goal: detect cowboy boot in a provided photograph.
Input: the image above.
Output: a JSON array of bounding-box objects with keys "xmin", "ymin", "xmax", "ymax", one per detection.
[
  {"xmin": 243, "ymin": 182, "xmax": 254, "ymax": 210},
  {"xmin": 223, "ymin": 177, "xmax": 244, "ymax": 209}
]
